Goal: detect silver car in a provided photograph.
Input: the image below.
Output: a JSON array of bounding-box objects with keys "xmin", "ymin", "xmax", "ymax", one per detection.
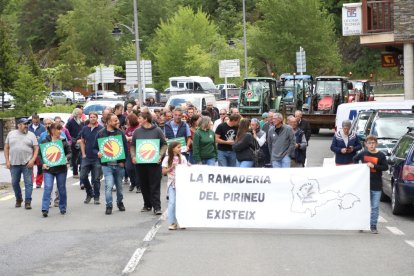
[{"xmin": 49, "ymin": 91, "xmax": 67, "ymax": 105}]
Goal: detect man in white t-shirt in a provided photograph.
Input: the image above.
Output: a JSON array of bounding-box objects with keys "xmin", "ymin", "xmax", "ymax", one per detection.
[{"xmin": 4, "ymin": 118, "xmax": 39, "ymax": 209}]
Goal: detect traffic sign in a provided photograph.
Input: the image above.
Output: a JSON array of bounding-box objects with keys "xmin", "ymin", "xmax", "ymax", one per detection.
[
  {"xmin": 126, "ymin": 60, "xmax": 152, "ymax": 85},
  {"xmin": 219, "ymin": 59, "xmax": 240, "ymax": 78}
]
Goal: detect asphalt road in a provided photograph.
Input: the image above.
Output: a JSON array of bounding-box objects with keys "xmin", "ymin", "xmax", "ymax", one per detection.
[{"xmin": 1, "ymin": 129, "xmax": 414, "ymax": 275}]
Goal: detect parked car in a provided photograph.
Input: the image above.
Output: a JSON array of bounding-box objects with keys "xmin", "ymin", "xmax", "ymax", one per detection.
[
  {"xmin": 362, "ymin": 112, "xmax": 414, "ymax": 154},
  {"xmin": 49, "ymin": 91, "xmax": 67, "ymax": 105},
  {"xmin": 127, "ymin": 88, "xmax": 158, "ymax": 102},
  {"xmin": 83, "ymin": 99, "xmax": 124, "ymax": 121},
  {"xmin": 102, "ymin": 91, "xmax": 126, "ymax": 100},
  {"xmin": 62, "ymin": 91, "xmax": 86, "ymax": 104},
  {"xmin": 350, "ymin": 110, "xmax": 374, "ymax": 140},
  {"xmin": 0, "ymin": 92, "xmax": 15, "ymax": 108},
  {"xmin": 382, "ymin": 127, "xmax": 414, "ymax": 214}
]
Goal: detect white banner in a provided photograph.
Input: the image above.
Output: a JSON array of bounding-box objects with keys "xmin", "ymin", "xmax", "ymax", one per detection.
[
  {"xmin": 342, "ymin": 3, "xmax": 362, "ymax": 36},
  {"xmin": 176, "ymin": 164, "xmax": 370, "ymax": 230}
]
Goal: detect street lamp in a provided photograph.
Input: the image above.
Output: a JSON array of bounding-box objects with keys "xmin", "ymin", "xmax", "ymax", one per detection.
[{"xmin": 111, "ymin": 0, "xmax": 143, "ymax": 107}]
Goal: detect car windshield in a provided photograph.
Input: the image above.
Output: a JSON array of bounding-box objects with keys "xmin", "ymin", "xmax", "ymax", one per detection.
[
  {"xmin": 198, "ymin": 82, "xmax": 216, "ymax": 90},
  {"xmin": 315, "ymin": 80, "xmax": 341, "ymax": 95},
  {"xmin": 84, "ymin": 104, "xmax": 107, "ymax": 115},
  {"xmin": 245, "ymin": 81, "xmax": 269, "ymax": 92},
  {"xmin": 169, "ymin": 97, "xmax": 199, "ymax": 108},
  {"xmin": 371, "ymin": 117, "xmax": 414, "ymax": 139}
]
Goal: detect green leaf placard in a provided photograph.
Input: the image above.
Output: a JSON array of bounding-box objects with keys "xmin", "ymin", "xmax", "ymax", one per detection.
[
  {"xmin": 166, "ymin": 137, "xmax": 187, "ymax": 152},
  {"xmin": 98, "ymin": 135, "xmax": 126, "ymax": 163},
  {"xmin": 136, "ymin": 139, "xmax": 160, "ymax": 164},
  {"xmin": 40, "ymin": 140, "xmax": 66, "ymax": 167}
]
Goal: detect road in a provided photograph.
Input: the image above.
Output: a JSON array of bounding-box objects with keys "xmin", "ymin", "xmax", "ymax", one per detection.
[{"xmin": 0, "ymin": 129, "xmax": 413, "ymax": 275}]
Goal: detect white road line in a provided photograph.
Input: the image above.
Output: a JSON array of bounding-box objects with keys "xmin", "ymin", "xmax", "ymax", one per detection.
[
  {"xmin": 386, "ymin": 226, "xmax": 405, "ymax": 236},
  {"xmin": 0, "ymin": 194, "xmax": 15, "ymax": 201},
  {"xmin": 405, "ymin": 240, "xmax": 414, "ymax": 248},
  {"xmin": 378, "ymin": 216, "xmax": 387, "ymax": 223},
  {"xmin": 122, "ymin": 211, "xmax": 167, "ymax": 275}
]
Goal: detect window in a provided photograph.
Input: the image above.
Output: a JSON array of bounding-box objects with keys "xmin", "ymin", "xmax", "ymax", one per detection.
[{"xmin": 394, "ymin": 136, "xmax": 414, "ymax": 159}]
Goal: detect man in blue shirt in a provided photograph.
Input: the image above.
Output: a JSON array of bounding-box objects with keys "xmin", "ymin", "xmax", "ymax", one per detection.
[
  {"xmin": 79, "ymin": 112, "xmax": 103, "ymax": 205},
  {"xmin": 163, "ymin": 107, "xmax": 191, "ymax": 159}
]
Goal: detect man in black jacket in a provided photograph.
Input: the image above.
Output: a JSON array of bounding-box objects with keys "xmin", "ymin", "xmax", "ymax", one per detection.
[{"xmin": 295, "ymin": 110, "xmax": 311, "ymax": 143}]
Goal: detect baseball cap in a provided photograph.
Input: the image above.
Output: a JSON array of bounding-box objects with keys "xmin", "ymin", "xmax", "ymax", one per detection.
[
  {"xmin": 17, "ymin": 118, "xmax": 29, "ymax": 125},
  {"xmin": 262, "ymin": 112, "xmax": 268, "ymax": 118}
]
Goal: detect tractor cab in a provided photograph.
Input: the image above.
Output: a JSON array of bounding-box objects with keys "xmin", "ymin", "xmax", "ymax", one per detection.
[{"xmin": 280, "ymin": 74, "xmax": 313, "ymax": 113}]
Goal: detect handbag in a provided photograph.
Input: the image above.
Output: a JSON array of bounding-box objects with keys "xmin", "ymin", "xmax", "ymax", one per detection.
[{"xmin": 251, "ymin": 139, "xmax": 266, "ymax": 168}]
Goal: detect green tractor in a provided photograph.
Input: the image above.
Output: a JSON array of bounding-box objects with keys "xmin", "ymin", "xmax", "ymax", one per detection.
[{"xmin": 238, "ymin": 77, "xmax": 283, "ymax": 116}]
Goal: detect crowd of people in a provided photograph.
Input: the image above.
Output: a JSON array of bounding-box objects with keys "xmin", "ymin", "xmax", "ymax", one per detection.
[{"xmin": 4, "ymin": 100, "xmax": 384, "ymax": 233}]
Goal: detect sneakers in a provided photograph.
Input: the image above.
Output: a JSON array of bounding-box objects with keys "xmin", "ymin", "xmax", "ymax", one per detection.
[
  {"xmin": 168, "ymin": 224, "xmax": 178, "ymax": 230},
  {"xmin": 154, "ymin": 209, "xmax": 162, "ymax": 215},
  {"xmin": 370, "ymin": 225, "xmax": 378, "ymax": 234},
  {"xmin": 105, "ymin": 207, "xmax": 112, "ymax": 215},
  {"xmin": 123, "ymin": 178, "xmax": 130, "ymax": 185},
  {"xmin": 42, "ymin": 211, "xmax": 48, "ymax": 217},
  {"xmin": 15, "ymin": 199, "xmax": 23, "ymax": 208},
  {"xmin": 94, "ymin": 198, "xmax": 100, "ymax": 205},
  {"xmin": 117, "ymin": 202, "xmax": 126, "ymax": 211},
  {"xmin": 141, "ymin": 206, "xmax": 152, "ymax": 212},
  {"xmin": 25, "ymin": 202, "xmax": 32, "ymax": 210},
  {"xmin": 84, "ymin": 196, "xmax": 92, "ymax": 204},
  {"xmin": 60, "ymin": 210, "xmax": 66, "ymax": 215}
]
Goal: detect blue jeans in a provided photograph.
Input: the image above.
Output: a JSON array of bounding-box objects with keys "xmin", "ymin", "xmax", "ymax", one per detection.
[
  {"xmin": 10, "ymin": 165, "xmax": 33, "ymax": 202},
  {"xmin": 188, "ymin": 151, "xmax": 196, "ymax": 165},
  {"xmin": 370, "ymin": 190, "xmax": 381, "ymax": 226},
  {"xmin": 42, "ymin": 171, "xmax": 67, "ymax": 212},
  {"xmin": 272, "ymin": 156, "xmax": 291, "ymax": 168},
  {"xmin": 167, "ymin": 185, "xmax": 176, "ymax": 224},
  {"xmin": 80, "ymin": 157, "xmax": 101, "ymax": 199},
  {"xmin": 102, "ymin": 165, "xmax": 125, "ymax": 208},
  {"xmin": 237, "ymin": 160, "xmax": 254, "ymax": 168},
  {"xmin": 217, "ymin": 150, "xmax": 237, "ymax": 167},
  {"xmin": 201, "ymin": 158, "xmax": 216, "ymax": 166}
]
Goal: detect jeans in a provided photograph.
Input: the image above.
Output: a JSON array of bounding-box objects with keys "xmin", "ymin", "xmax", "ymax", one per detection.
[
  {"xmin": 80, "ymin": 157, "xmax": 101, "ymax": 199},
  {"xmin": 10, "ymin": 165, "xmax": 33, "ymax": 202},
  {"xmin": 126, "ymin": 153, "xmax": 139, "ymax": 189},
  {"xmin": 167, "ymin": 185, "xmax": 177, "ymax": 224},
  {"xmin": 71, "ymin": 144, "xmax": 80, "ymax": 175},
  {"xmin": 217, "ymin": 150, "xmax": 237, "ymax": 167},
  {"xmin": 201, "ymin": 158, "xmax": 216, "ymax": 166},
  {"xmin": 272, "ymin": 156, "xmax": 291, "ymax": 168},
  {"xmin": 102, "ymin": 165, "xmax": 124, "ymax": 208},
  {"xmin": 370, "ymin": 190, "xmax": 381, "ymax": 226},
  {"xmin": 237, "ymin": 160, "xmax": 254, "ymax": 168},
  {"xmin": 42, "ymin": 171, "xmax": 67, "ymax": 212}
]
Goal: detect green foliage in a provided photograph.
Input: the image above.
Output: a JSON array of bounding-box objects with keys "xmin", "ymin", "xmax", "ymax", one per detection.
[
  {"xmin": 250, "ymin": 0, "xmax": 341, "ymax": 76},
  {"xmin": 11, "ymin": 65, "xmax": 47, "ymax": 115},
  {"xmin": 0, "ymin": 17, "xmax": 17, "ymax": 92}
]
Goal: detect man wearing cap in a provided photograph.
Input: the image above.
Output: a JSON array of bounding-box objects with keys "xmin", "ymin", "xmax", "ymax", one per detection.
[
  {"xmin": 330, "ymin": 120, "xmax": 362, "ymax": 165},
  {"xmin": 4, "ymin": 118, "xmax": 39, "ymax": 209}
]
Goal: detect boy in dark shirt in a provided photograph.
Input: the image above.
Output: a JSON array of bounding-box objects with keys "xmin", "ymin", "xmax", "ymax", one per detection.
[{"xmin": 353, "ymin": 135, "xmax": 388, "ymax": 234}]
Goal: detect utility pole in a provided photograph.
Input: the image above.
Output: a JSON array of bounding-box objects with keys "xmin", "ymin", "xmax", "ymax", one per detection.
[
  {"xmin": 133, "ymin": 0, "xmax": 143, "ymax": 106},
  {"xmin": 242, "ymin": 0, "xmax": 248, "ymax": 78}
]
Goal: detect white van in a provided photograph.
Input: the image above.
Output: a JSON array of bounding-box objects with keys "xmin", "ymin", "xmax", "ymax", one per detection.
[
  {"xmin": 336, "ymin": 100, "xmax": 414, "ymax": 129},
  {"xmin": 165, "ymin": 94, "xmax": 216, "ymax": 111}
]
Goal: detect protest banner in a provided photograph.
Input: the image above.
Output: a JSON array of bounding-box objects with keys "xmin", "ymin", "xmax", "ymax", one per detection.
[
  {"xmin": 176, "ymin": 164, "xmax": 370, "ymax": 230},
  {"xmin": 40, "ymin": 140, "xmax": 66, "ymax": 167},
  {"xmin": 136, "ymin": 139, "xmax": 160, "ymax": 164},
  {"xmin": 166, "ymin": 137, "xmax": 187, "ymax": 153},
  {"xmin": 97, "ymin": 135, "xmax": 125, "ymax": 163}
]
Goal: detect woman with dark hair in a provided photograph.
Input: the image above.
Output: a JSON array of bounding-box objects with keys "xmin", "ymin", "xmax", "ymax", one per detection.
[
  {"xmin": 187, "ymin": 114, "xmax": 201, "ymax": 164},
  {"xmin": 131, "ymin": 112, "xmax": 167, "ymax": 215},
  {"xmin": 125, "ymin": 113, "xmax": 140, "ymax": 193},
  {"xmin": 39, "ymin": 123, "xmax": 71, "ymax": 217},
  {"xmin": 232, "ymin": 118, "xmax": 254, "ymax": 168}
]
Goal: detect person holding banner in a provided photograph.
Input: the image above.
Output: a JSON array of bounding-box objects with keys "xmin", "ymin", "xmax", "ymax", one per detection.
[
  {"xmin": 39, "ymin": 123, "xmax": 71, "ymax": 217},
  {"xmin": 232, "ymin": 118, "xmax": 255, "ymax": 168},
  {"xmin": 192, "ymin": 116, "xmax": 217, "ymax": 166},
  {"xmin": 131, "ymin": 112, "xmax": 168, "ymax": 215},
  {"xmin": 162, "ymin": 141, "xmax": 188, "ymax": 230},
  {"xmin": 95, "ymin": 114, "xmax": 128, "ymax": 215}
]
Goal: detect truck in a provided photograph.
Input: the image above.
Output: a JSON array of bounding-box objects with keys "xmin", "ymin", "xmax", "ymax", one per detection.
[
  {"xmin": 279, "ymin": 74, "xmax": 313, "ymax": 114},
  {"xmin": 238, "ymin": 77, "xmax": 283, "ymax": 116},
  {"xmin": 302, "ymin": 76, "xmax": 353, "ymax": 134}
]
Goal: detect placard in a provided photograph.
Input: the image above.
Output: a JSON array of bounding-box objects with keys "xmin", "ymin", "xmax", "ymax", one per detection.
[
  {"xmin": 167, "ymin": 137, "xmax": 187, "ymax": 152},
  {"xmin": 136, "ymin": 139, "xmax": 160, "ymax": 164},
  {"xmin": 98, "ymin": 135, "xmax": 126, "ymax": 163},
  {"xmin": 40, "ymin": 140, "xmax": 66, "ymax": 167}
]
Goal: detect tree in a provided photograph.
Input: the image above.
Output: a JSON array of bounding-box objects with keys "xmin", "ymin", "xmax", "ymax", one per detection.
[
  {"xmin": 0, "ymin": 17, "xmax": 18, "ymax": 110},
  {"xmin": 250, "ymin": 0, "xmax": 341, "ymax": 76},
  {"xmin": 149, "ymin": 7, "xmax": 225, "ymax": 88},
  {"xmin": 12, "ymin": 65, "xmax": 46, "ymax": 115}
]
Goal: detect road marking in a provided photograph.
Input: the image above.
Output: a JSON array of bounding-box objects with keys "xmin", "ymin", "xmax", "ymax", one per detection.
[
  {"xmin": 386, "ymin": 226, "xmax": 405, "ymax": 236},
  {"xmin": 378, "ymin": 216, "xmax": 387, "ymax": 223},
  {"xmin": 0, "ymin": 194, "xmax": 15, "ymax": 201},
  {"xmin": 122, "ymin": 211, "xmax": 167, "ymax": 275},
  {"xmin": 405, "ymin": 240, "xmax": 414, "ymax": 248}
]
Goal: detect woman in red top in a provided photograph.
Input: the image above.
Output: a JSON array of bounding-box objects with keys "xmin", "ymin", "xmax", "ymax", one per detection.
[{"xmin": 125, "ymin": 113, "xmax": 140, "ymax": 192}]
